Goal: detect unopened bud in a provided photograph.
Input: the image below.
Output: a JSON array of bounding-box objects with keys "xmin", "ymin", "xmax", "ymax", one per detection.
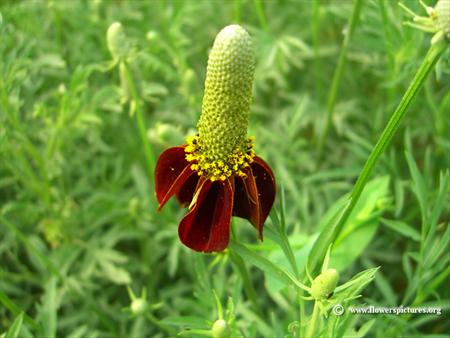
[
  {"xmin": 212, "ymin": 319, "xmax": 231, "ymax": 338},
  {"xmin": 310, "ymin": 268, "xmax": 339, "ymax": 300},
  {"xmin": 130, "ymin": 298, "xmax": 149, "ymax": 315},
  {"xmin": 107, "ymin": 22, "xmax": 130, "ymax": 61}
]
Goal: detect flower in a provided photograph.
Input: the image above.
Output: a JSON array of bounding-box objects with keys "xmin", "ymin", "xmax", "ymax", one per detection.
[
  {"xmin": 155, "ymin": 25, "xmax": 276, "ymax": 252},
  {"xmin": 400, "ymin": 0, "xmax": 450, "ymax": 44}
]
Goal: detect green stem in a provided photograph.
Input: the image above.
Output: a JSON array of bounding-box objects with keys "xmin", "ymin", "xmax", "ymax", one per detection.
[
  {"xmin": 312, "ymin": 0, "xmax": 322, "ymax": 101},
  {"xmin": 229, "ymin": 224, "xmax": 262, "ymax": 316},
  {"xmin": 305, "ymin": 301, "xmax": 320, "ymax": 338},
  {"xmin": 0, "ymin": 289, "xmax": 38, "ymax": 329},
  {"xmin": 308, "ymin": 40, "xmax": 448, "ymax": 274},
  {"xmin": 252, "ymin": 0, "xmax": 269, "ymax": 31},
  {"xmin": 234, "ymin": 0, "xmax": 241, "ymax": 23},
  {"xmin": 147, "ymin": 313, "xmax": 177, "ymax": 335},
  {"xmin": 298, "ymin": 290, "xmax": 305, "ymax": 338},
  {"xmin": 316, "ymin": 0, "xmax": 365, "ymax": 161},
  {"xmin": 122, "ymin": 62, "xmax": 156, "ymax": 178}
]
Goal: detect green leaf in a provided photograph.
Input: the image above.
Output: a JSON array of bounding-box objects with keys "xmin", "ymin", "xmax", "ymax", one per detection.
[
  {"xmin": 330, "ymin": 176, "xmax": 390, "ymax": 270},
  {"xmin": 265, "ymin": 233, "xmax": 314, "ymax": 293},
  {"xmin": 160, "ymin": 316, "xmax": 209, "ymax": 328},
  {"xmin": 382, "ymin": 218, "xmax": 421, "ymax": 241},
  {"xmin": 37, "ymin": 278, "xmax": 57, "ymax": 338},
  {"xmin": 334, "ymin": 267, "xmax": 379, "ymax": 300},
  {"xmin": 229, "ymin": 241, "xmax": 293, "ymax": 288},
  {"xmin": 354, "ymin": 318, "xmax": 376, "ymax": 338},
  {"xmin": 405, "ymin": 149, "xmax": 428, "ymax": 227},
  {"xmin": 5, "ymin": 312, "xmax": 23, "ymax": 338}
]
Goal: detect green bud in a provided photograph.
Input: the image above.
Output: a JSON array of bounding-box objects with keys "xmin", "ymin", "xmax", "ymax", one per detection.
[
  {"xmin": 310, "ymin": 268, "xmax": 339, "ymax": 300},
  {"xmin": 197, "ymin": 24, "xmax": 255, "ymax": 162},
  {"xmin": 435, "ymin": 0, "xmax": 450, "ymax": 40},
  {"xmin": 130, "ymin": 298, "xmax": 149, "ymax": 315},
  {"xmin": 211, "ymin": 319, "xmax": 231, "ymax": 338},
  {"xmin": 107, "ymin": 22, "xmax": 130, "ymax": 61},
  {"xmin": 146, "ymin": 30, "xmax": 157, "ymax": 41}
]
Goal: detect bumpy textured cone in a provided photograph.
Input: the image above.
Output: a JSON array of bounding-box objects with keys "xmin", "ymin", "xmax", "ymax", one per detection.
[{"xmin": 197, "ymin": 25, "xmax": 255, "ymax": 162}]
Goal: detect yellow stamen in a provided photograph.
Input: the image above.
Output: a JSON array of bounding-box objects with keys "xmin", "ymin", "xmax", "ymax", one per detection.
[{"xmin": 184, "ymin": 135, "xmax": 255, "ymax": 182}]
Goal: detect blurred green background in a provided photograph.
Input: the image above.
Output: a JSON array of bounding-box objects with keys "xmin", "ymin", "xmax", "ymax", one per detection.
[{"xmin": 0, "ymin": 0, "xmax": 449, "ymax": 337}]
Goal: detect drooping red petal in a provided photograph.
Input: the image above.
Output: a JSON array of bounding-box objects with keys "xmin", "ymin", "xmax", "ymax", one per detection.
[
  {"xmin": 175, "ymin": 173, "xmax": 200, "ymax": 207},
  {"xmin": 178, "ymin": 179, "xmax": 234, "ymax": 252},
  {"xmin": 155, "ymin": 146, "xmax": 195, "ymax": 210},
  {"xmin": 233, "ymin": 168, "xmax": 262, "ymax": 238},
  {"xmin": 250, "ymin": 156, "xmax": 276, "ymax": 226}
]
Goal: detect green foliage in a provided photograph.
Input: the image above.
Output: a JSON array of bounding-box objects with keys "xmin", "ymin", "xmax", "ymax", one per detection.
[{"xmin": 0, "ymin": 0, "xmax": 449, "ymax": 337}]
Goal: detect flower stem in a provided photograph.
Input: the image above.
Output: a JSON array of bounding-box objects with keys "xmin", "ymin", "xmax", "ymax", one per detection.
[
  {"xmin": 252, "ymin": 0, "xmax": 269, "ymax": 31},
  {"xmin": 121, "ymin": 62, "xmax": 156, "ymax": 178},
  {"xmin": 305, "ymin": 301, "xmax": 320, "ymax": 338},
  {"xmin": 312, "ymin": 0, "xmax": 322, "ymax": 101},
  {"xmin": 229, "ymin": 224, "xmax": 263, "ymax": 316},
  {"xmin": 147, "ymin": 313, "xmax": 177, "ymax": 335},
  {"xmin": 316, "ymin": 0, "xmax": 365, "ymax": 162},
  {"xmin": 308, "ymin": 40, "xmax": 448, "ymax": 273}
]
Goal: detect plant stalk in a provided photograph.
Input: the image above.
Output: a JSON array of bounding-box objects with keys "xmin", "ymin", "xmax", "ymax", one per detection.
[
  {"xmin": 316, "ymin": 0, "xmax": 365, "ymax": 161},
  {"xmin": 308, "ymin": 40, "xmax": 448, "ymax": 274},
  {"xmin": 122, "ymin": 62, "xmax": 156, "ymax": 178},
  {"xmin": 305, "ymin": 301, "xmax": 320, "ymax": 338}
]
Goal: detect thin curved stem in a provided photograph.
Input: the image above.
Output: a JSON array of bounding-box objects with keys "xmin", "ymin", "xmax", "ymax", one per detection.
[{"xmin": 308, "ymin": 40, "xmax": 448, "ymax": 274}]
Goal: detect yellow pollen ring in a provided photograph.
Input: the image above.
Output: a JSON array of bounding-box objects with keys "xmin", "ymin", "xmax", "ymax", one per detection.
[{"xmin": 184, "ymin": 135, "xmax": 255, "ymax": 181}]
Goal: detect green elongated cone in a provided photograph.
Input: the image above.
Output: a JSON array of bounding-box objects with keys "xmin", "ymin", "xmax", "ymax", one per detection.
[{"xmin": 197, "ymin": 25, "xmax": 255, "ymax": 162}]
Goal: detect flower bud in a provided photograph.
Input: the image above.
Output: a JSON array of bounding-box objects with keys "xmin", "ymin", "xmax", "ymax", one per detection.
[
  {"xmin": 130, "ymin": 298, "xmax": 149, "ymax": 315},
  {"xmin": 211, "ymin": 319, "xmax": 231, "ymax": 338},
  {"xmin": 146, "ymin": 30, "xmax": 157, "ymax": 41},
  {"xmin": 310, "ymin": 268, "xmax": 339, "ymax": 300},
  {"xmin": 107, "ymin": 22, "xmax": 131, "ymax": 61}
]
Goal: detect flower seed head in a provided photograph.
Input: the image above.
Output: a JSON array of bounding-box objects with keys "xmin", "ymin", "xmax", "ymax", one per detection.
[
  {"xmin": 197, "ymin": 25, "xmax": 255, "ymax": 163},
  {"xmin": 310, "ymin": 268, "xmax": 339, "ymax": 300}
]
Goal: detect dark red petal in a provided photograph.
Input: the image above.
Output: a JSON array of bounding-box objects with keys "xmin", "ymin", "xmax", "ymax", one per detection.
[
  {"xmin": 233, "ymin": 168, "xmax": 262, "ymax": 238},
  {"xmin": 155, "ymin": 146, "xmax": 194, "ymax": 210},
  {"xmin": 176, "ymin": 173, "xmax": 200, "ymax": 207},
  {"xmin": 178, "ymin": 179, "xmax": 234, "ymax": 252},
  {"xmin": 251, "ymin": 156, "xmax": 276, "ymax": 229}
]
